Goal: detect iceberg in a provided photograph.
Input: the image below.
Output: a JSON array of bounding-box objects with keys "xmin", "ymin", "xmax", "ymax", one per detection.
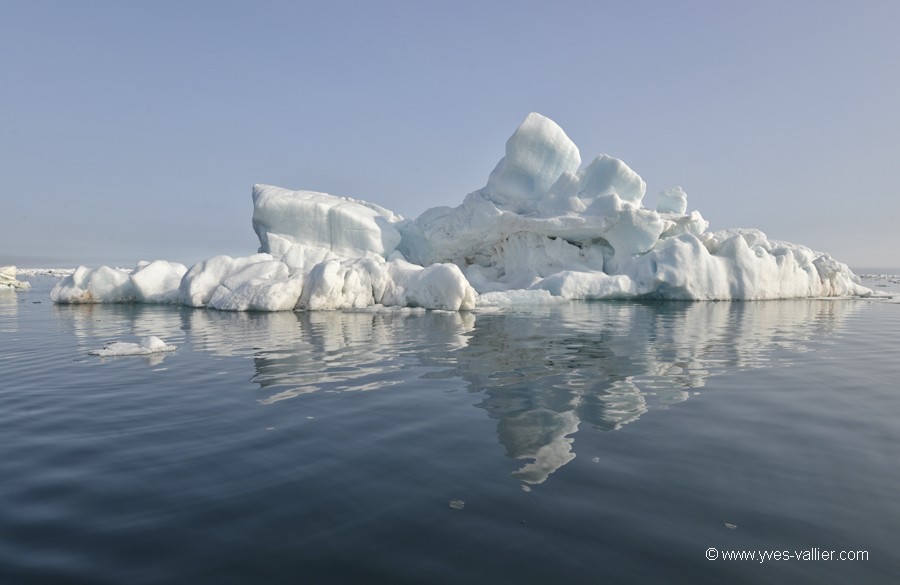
[
  {"xmin": 1, "ymin": 266, "xmax": 31, "ymax": 291},
  {"xmin": 397, "ymin": 113, "xmax": 868, "ymax": 301},
  {"xmin": 51, "ymin": 113, "xmax": 871, "ymax": 310}
]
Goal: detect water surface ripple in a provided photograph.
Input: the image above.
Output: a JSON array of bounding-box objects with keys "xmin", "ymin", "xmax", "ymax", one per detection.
[{"xmin": 1, "ymin": 276, "xmax": 898, "ymax": 584}]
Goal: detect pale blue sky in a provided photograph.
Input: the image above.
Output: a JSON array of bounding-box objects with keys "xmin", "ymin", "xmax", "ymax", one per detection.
[{"xmin": 2, "ymin": 0, "xmax": 898, "ymax": 268}]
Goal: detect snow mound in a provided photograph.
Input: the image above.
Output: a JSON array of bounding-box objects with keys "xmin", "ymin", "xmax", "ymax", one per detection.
[
  {"xmin": 89, "ymin": 336, "xmax": 177, "ymax": 357},
  {"xmin": 1, "ymin": 266, "xmax": 31, "ymax": 291},
  {"xmin": 51, "ymin": 261, "xmax": 186, "ymax": 304},
  {"xmin": 50, "ymin": 113, "xmax": 871, "ymax": 310}
]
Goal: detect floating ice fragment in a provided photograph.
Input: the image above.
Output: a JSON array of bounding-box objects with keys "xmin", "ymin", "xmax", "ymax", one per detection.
[
  {"xmin": 0, "ymin": 266, "xmax": 31, "ymax": 291},
  {"xmin": 448, "ymin": 499, "xmax": 465, "ymax": 510},
  {"xmin": 89, "ymin": 336, "xmax": 177, "ymax": 357}
]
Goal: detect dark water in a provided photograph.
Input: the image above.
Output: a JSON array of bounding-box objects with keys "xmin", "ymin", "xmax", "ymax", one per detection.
[{"xmin": 2, "ymin": 276, "xmax": 899, "ymax": 584}]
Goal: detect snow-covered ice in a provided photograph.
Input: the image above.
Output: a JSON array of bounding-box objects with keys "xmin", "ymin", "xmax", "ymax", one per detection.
[
  {"xmin": 88, "ymin": 336, "xmax": 177, "ymax": 357},
  {"xmin": 1, "ymin": 266, "xmax": 31, "ymax": 291},
  {"xmin": 51, "ymin": 261, "xmax": 186, "ymax": 304},
  {"xmin": 51, "ymin": 113, "xmax": 873, "ymax": 311},
  {"xmin": 15, "ymin": 268, "xmax": 76, "ymax": 278},
  {"xmin": 397, "ymin": 113, "xmax": 869, "ymax": 301},
  {"xmin": 253, "ymin": 184, "xmax": 402, "ymax": 270}
]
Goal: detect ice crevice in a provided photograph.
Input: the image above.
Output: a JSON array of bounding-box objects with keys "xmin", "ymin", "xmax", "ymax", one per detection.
[{"xmin": 51, "ymin": 113, "xmax": 872, "ymax": 310}]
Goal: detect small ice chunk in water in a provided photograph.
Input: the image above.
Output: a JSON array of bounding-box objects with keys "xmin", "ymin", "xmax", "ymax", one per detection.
[
  {"xmin": 89, "ymin": 336, "xmax": 177, "ymax": 357},
  {"xmin": 448, "ymin": 499, "xmax": 465, "ymax": 510},
  {"xmin": 0, "ymin": 266, "xmax": 30, "ymax": 291}
]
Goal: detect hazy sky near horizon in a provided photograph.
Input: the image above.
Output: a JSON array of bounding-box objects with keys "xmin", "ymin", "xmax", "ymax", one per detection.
[{"xmin": 2, "ymin": 0, "xmax": 898, "ymax": 268}]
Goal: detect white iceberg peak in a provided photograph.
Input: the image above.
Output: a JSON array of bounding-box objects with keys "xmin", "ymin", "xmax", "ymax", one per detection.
[{"xmin": 484, "ymin": 112, "xmax": 582, "ymax": 212}]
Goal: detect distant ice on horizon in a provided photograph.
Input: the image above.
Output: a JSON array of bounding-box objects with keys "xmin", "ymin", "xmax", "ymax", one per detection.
[{"xmin": 51, "ymin": 113, "xmax": 872, "ymax": 311}]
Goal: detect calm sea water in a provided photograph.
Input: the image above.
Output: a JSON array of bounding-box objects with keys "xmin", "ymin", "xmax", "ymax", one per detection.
[{"xmin": 2, "ymin": 275, "xmax": 899, "ymax": 584}]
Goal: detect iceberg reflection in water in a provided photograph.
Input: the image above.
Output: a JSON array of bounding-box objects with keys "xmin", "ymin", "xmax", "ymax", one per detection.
[
  {"xmin": 55, "ymin": 294, "xmax": 862, "ymax": 485},
  {"xmin": 438, "ymin": 300, "xmax": 857, "ymax": 483},
  {"xmin": 11, "ymin": 275, "xmax": 900, "ymax": 585}
]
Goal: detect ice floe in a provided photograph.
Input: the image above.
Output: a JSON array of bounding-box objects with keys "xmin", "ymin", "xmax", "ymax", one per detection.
[
  {"xmin": 88, "ymin": 336, "xmax": 177, "ymax": 357},
  {"xmin": 1, "ymin": 266, "xmax": 31, "ymax": 291}
]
